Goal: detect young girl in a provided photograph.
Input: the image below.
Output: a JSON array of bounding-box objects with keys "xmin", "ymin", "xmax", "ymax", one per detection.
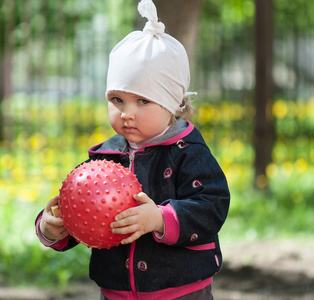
[{"xmin": 35, "ymin": 0, "xmax": 230, "ymax": 299}]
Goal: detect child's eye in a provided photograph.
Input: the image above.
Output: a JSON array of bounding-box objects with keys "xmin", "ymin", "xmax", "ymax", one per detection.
[
  {"xmin": 139, "ymin": 99, "xmax": 149, "ymax": 104},
  {"xmin": 110, "ymin": 97, "xmax": 123, "ymax": 103}
]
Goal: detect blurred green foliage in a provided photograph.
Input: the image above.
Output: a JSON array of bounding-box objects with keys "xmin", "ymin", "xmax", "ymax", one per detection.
[
  {"xmin": 0, "ymin": 95, "xmax": 313, "ymax": 287},
  {"xmin": 0, "ymin": 0, "xmax": 136, "ymax": 47}
]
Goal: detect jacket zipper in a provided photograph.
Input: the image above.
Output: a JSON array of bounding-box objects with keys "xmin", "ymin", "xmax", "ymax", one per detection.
[
  {"xmin": 128, "ymin": 153, "xmax": 135, "ymax": 171},
  {"xmin": 128, "ymin": 153, "xmax": 137, "ymax": 298}
]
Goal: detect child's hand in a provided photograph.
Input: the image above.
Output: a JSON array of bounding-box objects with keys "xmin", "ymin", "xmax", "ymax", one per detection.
[
  {"xmin": 110, "ymin": 192, "xmax": 164, "ymax": 245},
  {"xmin": 39, "ymin": 196, "xmax": 69, "ymax": 241}
]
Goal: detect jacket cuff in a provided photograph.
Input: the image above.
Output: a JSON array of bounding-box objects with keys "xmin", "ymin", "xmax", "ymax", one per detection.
[{"xmin": 153, "ymin": 204, "xmax": 179, "ymax": 245}]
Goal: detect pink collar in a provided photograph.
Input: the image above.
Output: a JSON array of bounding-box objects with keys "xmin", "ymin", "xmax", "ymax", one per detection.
[{"xmin": 128, "ymin": 125, "xmax": 171, "ymax": 154}]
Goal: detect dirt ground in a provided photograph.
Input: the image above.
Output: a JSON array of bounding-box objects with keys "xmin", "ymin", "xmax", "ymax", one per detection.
[{"xmin": 1, "ymin": 237, "xmax": 313, "ymax": 300}]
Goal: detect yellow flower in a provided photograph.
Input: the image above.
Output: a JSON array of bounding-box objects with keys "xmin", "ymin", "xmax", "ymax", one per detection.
[
  {"xmin": 16, "ymin": 188, "xmax": 39, "ymax": 202},
  {"xmin": 197, "ymin": 106, "xmax": 209, "ymax": 125},
  {"xmin": 295, "ymin": 158, "xmax": 308, "ymax": 173},
  {"xmin": 231, "ymin": 140, "xmax": 244, "ymax": 157},
  {"xmin": 0, "ymin": 154, "xmax": 15, "ymax": 170},
  {"xmin": 273, "ymin": 100, "xmax": 288, "ymax": 119},
  {"xmin": 12, "ymin": 167, "xmax": 26, "ymax": 181},
  {"xmin": 266, "ymin": 163, "xmax": 278, "ymax": 179},
  {"xmin": 28, "ymin": 132, "xmax": 47, "ymax": 150},
  {"xmin": 282, "ymin": 161, "xmax": 293, "ymax": 176},
  {"xmin": 43, "ymin": 165, "xmax": 60, "ymax": 180}
]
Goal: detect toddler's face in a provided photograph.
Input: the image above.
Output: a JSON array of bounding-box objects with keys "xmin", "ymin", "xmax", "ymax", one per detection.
[{"xmin": 107, "ymin": 91, "xmax": 172, "ymax": 143}]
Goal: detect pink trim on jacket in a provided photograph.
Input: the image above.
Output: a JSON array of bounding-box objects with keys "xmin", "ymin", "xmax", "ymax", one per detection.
[
  {"xmin": 88, "ymin": 121, "xmax": 195, "ymax": 156},
  {"xmin": 88, "ymin": 147, "xmax": 122, "ymax": 156},
  {"xmin": 101, "ymin": 277, "xmax": 213, "ymax": 300},
  {"xmin": 129, "ymin": 242, "xmax": 137, "ymax": 298},
  {"xmin": 142, "ymin": 121, "xmax": 194, "ymax": 149},
  {"xmin": 185, "ymin": 242, "xmax": 216, "ymax": 251},
  {"xmin": 153, "ymin": 204, "xmax": 180, "ymax": 245}
]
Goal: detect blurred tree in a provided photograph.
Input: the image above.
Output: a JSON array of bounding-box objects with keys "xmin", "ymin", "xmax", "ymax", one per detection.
[
  {"xmin": 153, "ymin": 0, "xmax": 203, "ymax": 72},
  {"xmin": 254, "ymin": 0, "xmax": 274, "ymax": 188},
  {"xmin": 274, "ymin": 0, "xmax": 314, "ymax": 32},
  {"xmin": 0, "ymin": 0, "xmax": 15, "ymax": 141}
]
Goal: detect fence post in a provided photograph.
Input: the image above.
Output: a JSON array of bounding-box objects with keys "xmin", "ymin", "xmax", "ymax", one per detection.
[{"xmin": 253, "ymin": 0, "xmax": 275, "ymax": 188}]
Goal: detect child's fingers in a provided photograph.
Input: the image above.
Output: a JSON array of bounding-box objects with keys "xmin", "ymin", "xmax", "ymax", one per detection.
[
  {"xmin": 120, "ymin": 232, "xmax": 141, "ymax": 245},
  {"xmin": 51, "ymin": 218, "xmax": 65, "ymax": 227},
  {"xmin": 111, "ymin": 223, "xmax": 138, "ymax": 235},
  {"xmin": 57, "ymin": 228, "xmax": 69, "ymax": 239},
  {"xmin": 113, "ymin": 192, "xmax": 153, "ymax": 223},
  {"xmin": 47, "ymin": 214, "xmax": 65, "ymax": 226},
  {"xmin": 113, "ymin": 192, "xmax": 152, "ymax": 223},
  {"xmin": 44, "ymin": 209, "xmax": 64, "ymax": 226},
  {"xmin": 111, "ymin": 212, "xmax": 137, "ymax": 230},
  {"xmin": 133, "ymin": 192, "xmax": 151, "ymax": 204},
  {"xmin": 46, "ymin": 196, "xmax": 59, "ymax": 211},
  {"xmin": 114, "ymin": 206, "xmax": 138, "ymax": 222}
]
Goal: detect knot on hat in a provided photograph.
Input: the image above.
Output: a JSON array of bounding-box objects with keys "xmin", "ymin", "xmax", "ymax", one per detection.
[
  {"xmin": 143, "ymin": 21, "xmax": 165, "ymax": 36},
  {"xmin": 138, "ymin": 0, "xmax": 165, "ymax": 36}
]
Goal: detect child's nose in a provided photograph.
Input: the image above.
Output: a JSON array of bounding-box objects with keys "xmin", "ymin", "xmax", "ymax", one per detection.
[{"xmin": 121, "ymin": 107, "xmax": 135, "ymax": 120}]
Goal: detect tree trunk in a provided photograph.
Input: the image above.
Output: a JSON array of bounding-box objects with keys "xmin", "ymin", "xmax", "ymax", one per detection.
[
  {"xmin": 0, "ymin": 52, "xmax": 5, "ymax": 141},
  {"xmin": 0, "ymin": 0, "xmax": 14, "ymax": 142},
  {"xmin": 254, "ymin": 0, "xmax": 274, "ymax": 188}
]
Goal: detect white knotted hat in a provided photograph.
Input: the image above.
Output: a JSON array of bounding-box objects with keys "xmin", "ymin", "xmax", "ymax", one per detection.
[{"xmin": 106, "ymin": 0, "xmax": 194, "ymax": 114}]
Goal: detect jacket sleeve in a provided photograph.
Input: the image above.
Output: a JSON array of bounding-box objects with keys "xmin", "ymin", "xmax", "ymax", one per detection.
[{"xmin": 162, "ymin": 142, "xmax": 230, "ymax": 247}]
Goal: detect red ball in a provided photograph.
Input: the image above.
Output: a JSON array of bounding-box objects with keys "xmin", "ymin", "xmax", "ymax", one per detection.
[{"xmin": 58, "ymin": 159, "xmax": 142, "ymax": 249}]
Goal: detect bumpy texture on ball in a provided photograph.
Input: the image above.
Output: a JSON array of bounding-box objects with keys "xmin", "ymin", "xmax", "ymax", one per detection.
[{"xmin": 58, "ymin": 159, "xmax": 142, "ymax": 249}]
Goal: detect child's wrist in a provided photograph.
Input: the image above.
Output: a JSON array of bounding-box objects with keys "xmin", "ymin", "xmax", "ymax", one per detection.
[
  {"xmin": 39, "ymin": 220, "xmax": 58, "ymax": 242},
  {"xmin": 42, "ymin": 233, "xmax": 57, "ymax": 243},
  {"xmin": 155, "ymin": 207, "xmax": 165, "ymax": 234}
]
